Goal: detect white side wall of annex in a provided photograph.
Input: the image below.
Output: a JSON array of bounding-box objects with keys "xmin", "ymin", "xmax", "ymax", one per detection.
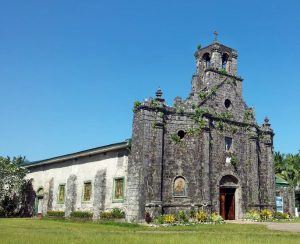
[{"xmin": 26, "ymin": 150, "xmax": 128, "ymax": 215}]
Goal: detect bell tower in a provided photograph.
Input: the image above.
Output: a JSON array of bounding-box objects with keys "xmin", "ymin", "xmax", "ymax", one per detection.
[{"xmin": 192, "ymin": 33, "xmax": 239, "ymax": 94}]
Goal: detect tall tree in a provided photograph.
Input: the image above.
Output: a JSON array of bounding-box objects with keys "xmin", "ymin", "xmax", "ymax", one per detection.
[
  {"xmin": 0, "ymin": 156, "xmax": 28, "ymax": 217},
  {"xmin": 274, "ymin": 151, "xmax": 300, "ymax": 187}
]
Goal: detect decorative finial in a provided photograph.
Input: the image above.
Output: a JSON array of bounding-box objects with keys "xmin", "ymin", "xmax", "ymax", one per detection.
[
  {"xmin": 264, "ymin": 116, "xmax": 269, "ymax": 124},
  {"xmin": 213, "ymin": 31, "xmax": 219, "ymax": 42},
  {"xmin": 156, "ymin": 87, "xmax": 162, "ymax": 98},
  {"xmin": 155, "ymin": 87, "xmax": 165, "ymax": 102}
]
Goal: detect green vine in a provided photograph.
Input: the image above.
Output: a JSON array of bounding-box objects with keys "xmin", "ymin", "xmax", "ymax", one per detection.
[
  {"xmin": 170, "ymin": 133, "xmax": 182, "ymax": 144},
  {"xmin": 198, "ymin": 91, "xmax": 207, "ymax": 100},
  {"xmin": 133, "ymin": 101, "xmax": 142, "ymax": 111},
  {"xmin": 226, "ymin": 151, "xmax": 239, "ymax": 168},
  {"xmin": 219, "ymin": 68, "xmax": 227, "ymax": 75},
  {"xmin": 244, "ymin": 110, "xmax": 254, "ymax": 122},
  {"xmin": 158, "ymin": 112, "xmax": 164, "ymax": 118}
]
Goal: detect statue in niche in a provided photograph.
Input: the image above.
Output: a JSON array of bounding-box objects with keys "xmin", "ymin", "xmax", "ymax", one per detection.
[{"xmin": 174, "ymin": 177, "xmax": 186, "ymax": 196}]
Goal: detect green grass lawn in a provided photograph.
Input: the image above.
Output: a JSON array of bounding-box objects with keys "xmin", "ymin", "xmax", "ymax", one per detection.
[{"xmin": 0, "ymin": 218, "xmax": 300, "ymax": 244}]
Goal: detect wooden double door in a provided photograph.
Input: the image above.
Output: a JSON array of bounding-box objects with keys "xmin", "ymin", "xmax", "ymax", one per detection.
[{"xmin": 220, "ymin": 187, "xmax": 236, "ymax": 220}]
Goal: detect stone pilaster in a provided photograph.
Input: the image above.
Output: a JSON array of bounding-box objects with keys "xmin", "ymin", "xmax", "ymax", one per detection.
[
  {"xmin": 93, "ymin": 169, "xmax": 106, "ymax": 220},
  {"xmin": 247, "ymin": 132, "xmax": 260, "ymax": 209},
  {"xmin": 202, "ymin": 120, "xmax": 211, "ymax": 206}
]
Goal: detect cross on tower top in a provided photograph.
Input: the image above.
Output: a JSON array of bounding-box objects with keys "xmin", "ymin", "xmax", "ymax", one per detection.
[{"xmin": 213, "ymin": 31, "xmax": 219, "ymax": 42}]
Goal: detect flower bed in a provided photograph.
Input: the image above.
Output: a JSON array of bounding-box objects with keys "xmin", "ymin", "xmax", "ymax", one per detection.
[
  {"xmin": 149, "ymin": 211, "xmax": 224, "ymax": 226},
  {"xmin": 243, "ymin": 209, "xmax": 291, "ymax": 222}
]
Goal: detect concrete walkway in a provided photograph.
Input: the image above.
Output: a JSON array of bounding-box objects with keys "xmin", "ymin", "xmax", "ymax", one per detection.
[{"xmin": 226, "ymin": 220, "xmax": 300, "ymax": 233}]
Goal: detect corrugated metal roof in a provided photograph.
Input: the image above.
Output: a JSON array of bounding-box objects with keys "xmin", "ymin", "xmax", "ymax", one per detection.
[{"xmin": 23, "ymin": 139, "xmax": 131, "ymax": 168}]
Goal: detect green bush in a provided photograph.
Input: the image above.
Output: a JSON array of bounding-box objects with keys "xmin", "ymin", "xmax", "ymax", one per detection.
[
  {"xmin": 100, "ymin": 211, "xmax": 112, "ymax": 219},
  {"xmin": 177, "ymin": 210, "xmax": 188, "ymax": 223},
  {"xmin": 196, "ymin": 211, "xmax": 208, "ymax": 222},
  {"xmin": 210, "ymin": 212, "xmax": 224, "ymax": 224},
  {"xmin": 189, "ymin": 208, "xmax": 196, "ymax": 219},
  {"xmin": 154, "ymin": 215, "xmax": 164, "ymax": 224},
  {"xmin": 163, "ymin": 214, "xmax": 176, "ymax": 224},
  {"xmin": 100, "ymin": 208, "xmax": 125, "ymax": 219},
  {"xmin": 111, "ymin": 208, "xmax": 125, "ymax": 219},
  {"xmin": 47, "ymin": 211, "xmax": 65, "ymax": 217},
  {"xmin": 274, "ymin": 212, "xmax": 289, "ymax": 220},
  {"xmin": 260, "ymin": 209, "xmax": 273, "ymax": 221},
  {"xmin": 70, "ymin": 211, "xmax": 93, "ymax": 219},
  {"xmin": 243, "ymin": 209, "xmax": 260, "ymax": 221}
]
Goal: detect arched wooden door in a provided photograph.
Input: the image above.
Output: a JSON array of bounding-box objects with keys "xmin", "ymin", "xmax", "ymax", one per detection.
[{"xmin": 220, "ymin": 187, "xmax": 235, "ymax": 220}]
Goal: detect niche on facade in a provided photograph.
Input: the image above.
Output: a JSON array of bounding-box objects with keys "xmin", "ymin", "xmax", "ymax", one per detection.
[
  {"xmin": 37, "ymin": 187, "xmax": 44, "ymax": 199},
  {"xmin": 173, "ymin": 176, "xmax": 187, "ymax": 197},
  {"xmin": 225, "ymin": 137, "xmax": 233, "ymax": 152},
  {"xmin": 113, "ymin": 177, "xmax": 125, "ymax": 202}
]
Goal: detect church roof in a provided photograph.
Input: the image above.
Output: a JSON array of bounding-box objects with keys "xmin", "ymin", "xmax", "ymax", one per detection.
[
  {"xmin": 24, "ymin": 139, "xmax": 131, "ymax": 168},
  {"xmin": 275, "ymin": 175, "xmax": 290, "ymax": 186}
]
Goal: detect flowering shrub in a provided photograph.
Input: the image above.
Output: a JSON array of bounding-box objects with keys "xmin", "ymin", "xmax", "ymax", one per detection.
[
  {"xmin": 163, "ymin": 214, "xmax": 176, "ymax": 224},
  {"xmin": 152, "ymin": 211, "xmax": 225, "ymax": 225},
  {"xmin": 274, "ymin": 212, "xmax": 290, "ymax": 220},
  {"xmin": 243, "ymin": 209, "xmax": 260, "ymax": 221},
  {"xmin": 196, "ymin": 211, "xmax": 208, "ymax": 222},
  {"xmin": 260, "ymin": 209, "xmax": 273, "ymax": 221},
  {"xmin": 210, "ymin": 212, "xmax": 224, "ymax": 224}
]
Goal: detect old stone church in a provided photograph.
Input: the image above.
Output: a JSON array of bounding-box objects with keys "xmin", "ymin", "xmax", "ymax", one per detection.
[{"xmin": 25, "ymin": 39, "xmax": 294, "ymax": 221}]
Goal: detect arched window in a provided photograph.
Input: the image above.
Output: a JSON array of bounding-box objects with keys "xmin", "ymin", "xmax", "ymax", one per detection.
[
  {"xmin": 173, "ymin": 176, "xmax": 187, "ymax": 197},
  {"xmin": 202, "ymin": 53, "xmax": 211, "ymax": 68},
  {"xmin": 222, "ymin": 53, "xmax": 229, "ymax": 69},
  {"xmin": 37, "ymin": 187, "xmax": 44, "ymax": 199}
]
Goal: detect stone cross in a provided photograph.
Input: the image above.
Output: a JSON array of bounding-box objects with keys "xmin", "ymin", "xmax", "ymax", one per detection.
[{"xmin": 214, "ymin": 31, "xmax": 218, "ymax": 42}]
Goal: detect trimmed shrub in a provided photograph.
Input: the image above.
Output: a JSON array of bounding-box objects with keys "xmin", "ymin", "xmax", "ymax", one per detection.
[
  {"xmin": 111, "ymin": 208, "xmax": 125, "ymax": 219},
  {"xmin": 274, "ymin": 212, "xmax": 289, "ymax": 220},
  {"xmin": 189, "ymin": 207, "xmax": 196, "ymax": 219},
  {"xmin": 100, "ymin": 211, "xmax": 113, "ymax": 219},
  {"xmin": 154, "ymin": 215, "xmax": 164, "ymax": 224},
  {"xmin": 243, "ymin": 209, "xmax": 260, "ymax": 221},
  {"xmin": 196, "ymin": 211, "xmax": 208, "ymax": 222},
  {"xmin": 163, "ymin": 214, "xmax": 176, "ymax": 224},
  {"xmin": 210, "ymin": 212, "xmax": 224, "ymax": 224},
  {"xmin": 47, "ymin": 211, "xmax": 65, "ymax": 217},
  {"xmin": 177, "ymin": 210, "xmax": 188, "ymax": 223},
  {"xmin": 100, "ymin": 208, "xmax": 125, "ymax": 219},
  {"xmin": 260, "ymin": 209, "xmax": 273, "ymax": 221},
  {"xmin": 70, "ymin": 211, "xmax": 93, "ymax": 219}
]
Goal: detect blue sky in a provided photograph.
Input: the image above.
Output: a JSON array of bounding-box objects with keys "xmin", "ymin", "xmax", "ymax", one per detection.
[{"xmin": 1, "ymin": 0, "xmax": 300, "ymax": 161}]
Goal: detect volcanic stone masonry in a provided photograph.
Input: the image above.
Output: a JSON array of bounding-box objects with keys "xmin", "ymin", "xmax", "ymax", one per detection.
[{"xmin": 125, "ymin": 40, "xmax": 276, "ymax": 221}]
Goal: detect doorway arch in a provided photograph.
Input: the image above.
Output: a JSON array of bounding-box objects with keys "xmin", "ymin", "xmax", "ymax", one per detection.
[
  {"xmin": 219, "ymin": 175, "xmax": 239, "ymax": 220},
  {"xmin": 36, "ymin": 187, "xmax": 44, "ymax": 217}
]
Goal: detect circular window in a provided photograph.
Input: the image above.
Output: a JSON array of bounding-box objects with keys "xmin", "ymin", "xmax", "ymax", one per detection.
[
  {"xmin": 224, "ymin": 99, "xmax": 231, "ymax": 109},
  {"xmin": 177, "ymin": 130, "xmax": 185, "ymax": 139}
]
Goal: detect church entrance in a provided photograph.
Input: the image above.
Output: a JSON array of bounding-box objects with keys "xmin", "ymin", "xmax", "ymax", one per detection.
[
  {"xmin": 220, "ymin": 187, "xmax": 235, "ymax": 220},
  {"xmin": 219, "ymin": 175, "xmax": 239, "ymax": 220}
]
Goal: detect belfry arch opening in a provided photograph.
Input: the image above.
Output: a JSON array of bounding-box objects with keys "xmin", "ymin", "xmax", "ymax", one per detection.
[
  {"xmin": 222, "ymin": 53, "xmax": 229, "ymax": 70},
  {"xmin": 202, "ymin": 53, "xmax": 211, "ymax": 68}
]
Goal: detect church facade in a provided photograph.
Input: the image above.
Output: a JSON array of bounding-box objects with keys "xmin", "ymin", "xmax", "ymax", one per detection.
[{"xmin": 26, "ymin": 40, "xmax": 288, "ymax": 221}]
